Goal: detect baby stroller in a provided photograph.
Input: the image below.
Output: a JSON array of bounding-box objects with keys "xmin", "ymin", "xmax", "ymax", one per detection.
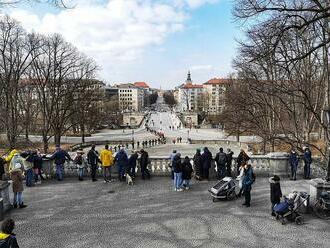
[
  {"xmin": 273, "ymin": 191, "xmax": 310, "ymax": 225},
  {"xmin": 208, "ymin": 177, "xmax": 237, "ymax": 202}
]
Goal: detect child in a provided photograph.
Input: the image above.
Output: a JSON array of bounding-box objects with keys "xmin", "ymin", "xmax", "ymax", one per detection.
[
  {"xmin": 269, "ymin": 175, "xmax": 282, "ymax": 216},
  {"xmin": 74, "ymin": 150, "xmax": 86, "ymax": 181},
  {"xmin": 0, "ymin": 218, "xmax": 19, "ymax": 247},
  {"xmin": 10, "ymin": 162, "xmax": 27, "ymax": 209},
  {"xmin": 182, "ymin": 156, "xmax": 193, "ymax": 190}
]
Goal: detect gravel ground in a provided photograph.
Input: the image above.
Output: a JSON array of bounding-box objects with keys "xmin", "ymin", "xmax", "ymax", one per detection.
[{"xmin": 4, "ymin": 177, "xmax": 330, "ymax": 248}]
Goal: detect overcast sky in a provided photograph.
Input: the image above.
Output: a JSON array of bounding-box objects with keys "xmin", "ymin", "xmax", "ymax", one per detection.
[{"xmin": 3, "ymin": 0, "xmax": 243, "ymax": 89}]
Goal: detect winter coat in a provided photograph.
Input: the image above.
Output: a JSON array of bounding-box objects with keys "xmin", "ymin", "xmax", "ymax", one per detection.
[
  {"xmin": 128, "ymin": 153, "xmax": 138, "ymax": 168},
  {"xmin": 215, "ymin": 152, "xmax": 227, "ymax": 167},
  {"xmin": 242, "ymin": 167, "xmax": 254, "ymax": 190},
  {"xmin": 9, "ymin": 155, "xmax": 24, "ymax": 173},
  {"xmin": 87, "ymin": 149, "xmax": 100, "ymax": 166},
  {"xmin": 201, "ymin": 150, "xmax": 212, "ymax": 169},
  {"xmin": 140, "ymin": 151, "xmax": 149, "ymax": 169},
  {"xmin": 269, "ymin": 177, "xmax": 282, "ymax": 204},
  {"xmin": 115, "ymin": 150, "xmax": 128, "ymax": 168},
  {"xmin": 32, "ymin": 154, "xmax": 43, "ymax": 170},
  {"xmin": 303, "ymin": 150, "xmax": 312, "ymax": 164},
  {"xmin": 10, "ymin": 169, "xmax": 24, "ymax": 193},
  {"xmin": 193, "ymin": 152, "xmax": 202, "ymax": 176},
  {"xmin": 226, "ymin": 151, "xmax": 234, "ymax": 166},
  {"xmin": 182, "ymin": 160, "xmax": 193, "ymax": 180},
  {"xmin": 0, "ymin": 232, "xmax": 19, "ymax": 248},
  {"xmin": 289, "ymin": 152, "xmax": 299, "ymax": 169},
  {"xmin": 100, "ymin": 149, "xmax": 114, "ymax": 167},
  {"xmin": 172, "ymin": 155, "xmax": 183, "ymax": 173},
  {"xmin": 49, "ymin": 150, "xmax": 71, "ymax": 166}
]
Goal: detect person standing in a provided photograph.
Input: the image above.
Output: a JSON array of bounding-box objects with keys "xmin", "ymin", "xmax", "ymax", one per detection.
[
  {"xmin": 182, "ymin": 156, "xmax": 193, "ymax": 190},
  {"xmin": 172, "ymin": 153, "xmax": 183, "ymax": 191},
  {"xmin": 269, "ymin": 175, "xmax": 282, "ymax": 216},
  {"xmin": 0, "ymin": 156, "xmax": 5, "ymax": 181},
  {"xmin": 236, "ymin": 149, "xmax": 250, "ymax": 175},
  {"xmin": 139, "ymin": 149, "xmax": 151, "ymax": 180},
  {"xmin": 49, "ymin": 145, "xmax": 72, "ymax": 181},
  {"xmin": 201, "ymin": 147, "xmax": 212, "ymax": 180},
  {"xmin": 99, "ymin": 145, "xmax": 114, "ymax": 183},
  {"xmin": 303, "ymin": 147, "xmax": 312, "ymax": 179},
  {"xmin": 242, "ymin": 164, "xmax": 254, "ymax": 207},
  {"xmin": 115, "ymin": 147, "xmax": 129, "ymax": 181},
  {"xmin": 21, "ymin": 152, "xmax": 34, "ymax": 187},
  {"xmin": 73, "ymin": 150, "xmax": 86, "ymax": 181},
  {"xmin": 10, "ymin": 163, "xmax": 27, "ymax": 209},
  {"xmin": 87, "ymin": 145, "xmax": 101, "ymax": 182},
  {"xmin": 226, "ymin": 148, "xmax": 234, "ymax": 177},
  {"xmin": 289, "ymin": 150, "xmax": 299, "ymax": 180},
  {"xmin": 215, "ymin": 147, "xmax": 227, "ymax": 179},
  {"xmin": 169, "ymin": 150, "xmax": 177, "ymax": 180},
  {"xmin": 236, "ymin": 163, "xmax": 245, "ymax": 197},
  {"xmin": 128, "ymin": 150, "xmax": 138, "ymax": 178},
  {"xmin": 33, "ymin": 149, "xmax": 44, "ymax": 184},
  {"xmin": 0, "ymin": 218, "xmax": 20, "ymax": 248},
  {"xmin": 193, "ymin": 149, "xmax": 202, "ymax": 180}
]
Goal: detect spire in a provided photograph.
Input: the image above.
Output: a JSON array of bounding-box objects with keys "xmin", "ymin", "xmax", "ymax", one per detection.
[{"xmin": 186, "ymin": 71, "xmax": 192, "ymax": 84}]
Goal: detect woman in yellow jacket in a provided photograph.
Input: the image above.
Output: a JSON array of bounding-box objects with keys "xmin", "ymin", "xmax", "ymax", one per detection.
[{"xmin": 99, "ymin": 145, "xmax": 114, "ymax": 182}]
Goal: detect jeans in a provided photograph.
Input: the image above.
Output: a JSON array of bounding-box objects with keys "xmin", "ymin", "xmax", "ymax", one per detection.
[
  {"xmin": 129, "ymin": 165, "xmax": 136, "ymax": 177},
  {"xmin": 13, "ymin": 192, "xmax": 23, "ymax": 205},
  {"xmin": 174, "ymin": 172, "xmax": 182, "ymax": 189},
  {"xmin": 217, "ymin": 165, "xmax": 226, "ymax": 179},
  {"xmin": 183, "ymin": 179, "xmax": 190, "ymax": 188},
  {"xmin": 244, "ymin": 187, "xmax": 251, "ymax": 206},
  {"xmin": 304, "ymin": 163, "xmax": 311, "ymax": 179},
  {"xmin": 78, "ymin": 168, "xmax": 84, "ymax": 179},
  {"xmin": 26, "ymin": 168, "xmax": 34, "ymax": 187},
  {"xmin": 117, "ymin": 164, "xmax": 125, "ymax": 179},
  {"xmin": 56, "ymin": 164, "xmax": 64, "ymax": 181},
  {"xmin": 103, "ymin": 166, "xmax": 112, "ymax": 181}
]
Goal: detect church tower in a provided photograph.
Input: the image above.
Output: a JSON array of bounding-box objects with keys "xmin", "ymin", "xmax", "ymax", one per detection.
[{"xmin": 186, "ymin": 71, "xmax": 192, "ymax": 84}]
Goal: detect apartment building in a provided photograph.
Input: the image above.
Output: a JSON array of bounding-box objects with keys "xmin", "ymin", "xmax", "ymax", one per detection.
[{"xmin": 203, "ymin": 78, "xmax": 230, "ymax": 114}]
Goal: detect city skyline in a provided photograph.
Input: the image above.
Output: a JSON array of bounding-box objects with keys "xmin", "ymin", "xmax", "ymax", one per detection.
[{"xmin": 3, "ymin": 0, "xmax": 242, "ymax": 89}]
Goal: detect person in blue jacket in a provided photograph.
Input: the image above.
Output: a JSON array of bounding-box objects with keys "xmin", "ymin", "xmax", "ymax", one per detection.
[
  {"xmin": 115, "ymin": 147, "xmax": 128, "ymax": 181},
  {"xmin": 303, "ymin": 147, "xmax": 312, "ymax": 179},
  {"xmin": 242, "ymin": 164, "xmax": 254, "ymax": 207},
  {"xmin": 49, "ymin": 145, "xmax": 72, "ymax": 181},
  {"xmin": 289, "ymin": 149, "xmax": 299, "ymax": 181}
]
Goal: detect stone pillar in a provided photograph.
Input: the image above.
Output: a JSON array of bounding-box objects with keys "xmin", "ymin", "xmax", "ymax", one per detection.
[
  {"xmin": 0, "ymin": 181, "xmax": 12, "ymax": 212},
  {"xmin": 309, "ymin": 178, "xmax": 330, "ymax": 201}
]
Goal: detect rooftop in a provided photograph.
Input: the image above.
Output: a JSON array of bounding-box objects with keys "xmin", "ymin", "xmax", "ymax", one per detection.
[
  {"xmin": 204, "ymin": 78, "xmax": 232, "ymax": 85},
  {"xmin": 8, "ymin": 177, "xmax": 330, "ymax": 248},
  {"xmin": 134, "ymin": 82, "xmax": 150, "ymax": 88}
]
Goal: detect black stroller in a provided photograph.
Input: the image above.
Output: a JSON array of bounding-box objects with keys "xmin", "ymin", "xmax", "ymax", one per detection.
[
  {"xmin": 208, "ymin": 177, "xmax": 237, "ymax": 202},
  {"xmin": 273, "ymin": 191, "xmax": 310, "ymax": 225}
]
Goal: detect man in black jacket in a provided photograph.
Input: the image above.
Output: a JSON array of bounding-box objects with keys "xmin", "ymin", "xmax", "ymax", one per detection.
[
  {"xmin": 49, "ymin": 145, "xmax": 72, "ymax": 181},
  {"xmin": 87, "ymin": 145, "xmax": 100, "ymax": 182},
  {"xmin": 139, "ymin": 149, "xmax": 150, "ymax": 180},
  {"xmin": 215, "ymin": 147, "xmax": 227, "ymax": 179},
  {"xmin": 226, "ymin": 148, "xmax": 234, "ymax": 177}
]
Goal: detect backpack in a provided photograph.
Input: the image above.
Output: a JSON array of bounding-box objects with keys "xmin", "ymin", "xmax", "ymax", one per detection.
[{"xmin": 217, "ymin": 153, "xmax": 227, "ymax": 165}]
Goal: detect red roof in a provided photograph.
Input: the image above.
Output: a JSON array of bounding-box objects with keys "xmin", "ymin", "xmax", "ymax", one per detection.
[
  {"xmin": 182, "ymin": 83, "xmax": 204, "ymax": 89},
  {"xmin": 134, "ymin": 82, "xmax": 150, "ymax": 88},
  {"xmin": 204, "ymin": 78, "xmax": 232, "ymax": 85}
]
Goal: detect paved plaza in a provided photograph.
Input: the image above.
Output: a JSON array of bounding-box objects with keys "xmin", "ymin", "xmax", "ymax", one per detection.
[{"xmin": 6, "ymin": 177, "xmax": 330, "ymax": 248}]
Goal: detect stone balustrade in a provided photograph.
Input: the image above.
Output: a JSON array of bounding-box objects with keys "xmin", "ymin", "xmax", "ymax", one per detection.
[{"xmin": 40, "ymin": 153, "xmax": 327, "ymax": 179}]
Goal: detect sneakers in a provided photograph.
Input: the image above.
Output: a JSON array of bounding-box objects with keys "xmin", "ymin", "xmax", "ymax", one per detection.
[
  {"xmin": 13, "ymin": 203, "xmax": 17, "ymax": 209},
  {"xmin": 185, "ymin": 187, "xmax": 190, "ymax": 190},
  {"xmin": 177, "ymin": 188, "xmax": 183, "ymax": 192}
]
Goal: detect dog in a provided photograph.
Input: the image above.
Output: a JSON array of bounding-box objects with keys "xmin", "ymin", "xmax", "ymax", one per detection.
[{"xmin": 125, "ymin": 173, "xmax": 134, "ymax": 185}]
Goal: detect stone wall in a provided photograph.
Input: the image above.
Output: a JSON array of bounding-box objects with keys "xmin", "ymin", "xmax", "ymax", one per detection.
[{"xmin": 122, "ymin": 113, "xmax": 146, "ymax": 128}]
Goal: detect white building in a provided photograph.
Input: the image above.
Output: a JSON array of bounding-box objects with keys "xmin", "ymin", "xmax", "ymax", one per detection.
[
  {"xmin": 203, "ymin": 78, "xmax": 230, "ymax": 114},
  {"xmin": 116, "ymin": 83, "xmax": 144, "ymax": 112}
]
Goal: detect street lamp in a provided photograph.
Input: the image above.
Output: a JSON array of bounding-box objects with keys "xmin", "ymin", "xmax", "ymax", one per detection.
[{"xmin": 324, "ymin": 109, "xmax": 330, "ymax": 181}]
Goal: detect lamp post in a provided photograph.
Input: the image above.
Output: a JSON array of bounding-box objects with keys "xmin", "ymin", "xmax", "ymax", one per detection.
[{"xmin": 324, "ymin": 109, "xmax": 330, "ymax": 181}]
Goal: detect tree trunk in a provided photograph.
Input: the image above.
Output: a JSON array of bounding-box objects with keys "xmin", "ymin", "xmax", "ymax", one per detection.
[
  {"xmin": 43, "ymin": 135, "xmax": 49, "ymax": 153},
  {"xmin": 81, "ymin": 123, "xmax": 85, "ymax": 143},
  {"xmin": 54, "ymin": 132, "xmax": 61, "ymax": 147}
]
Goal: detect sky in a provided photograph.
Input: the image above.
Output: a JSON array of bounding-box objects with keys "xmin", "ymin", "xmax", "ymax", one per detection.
[{"xmin": 2, "ymin": 0, "xmax": 243, "ymax": 89}]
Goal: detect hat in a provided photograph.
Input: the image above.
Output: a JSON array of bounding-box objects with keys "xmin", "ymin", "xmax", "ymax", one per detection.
[
  {"xmin": 272, "ymin": 175, "xmax": 280, "ymax": 181},
  {"xmin": 14, "ymin": 163, "xmax": 22, "ymax": 170}
]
